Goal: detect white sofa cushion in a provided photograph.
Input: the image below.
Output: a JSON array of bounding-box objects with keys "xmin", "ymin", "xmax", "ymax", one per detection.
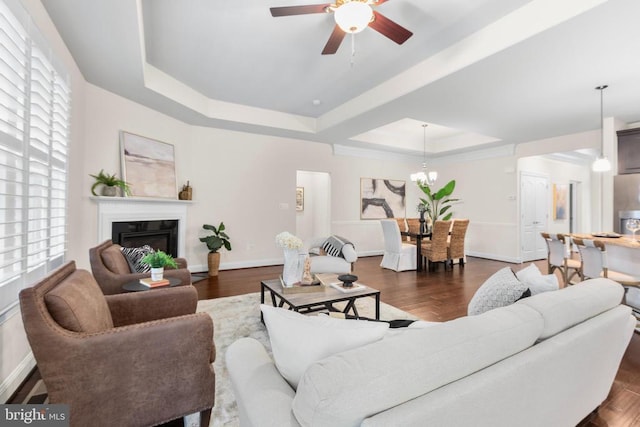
[
  {"xmin": 292, "ymin": 303, "xmax": 543, "ymax": 427},
  {"xmin": 468, "ymin": 267, "xmax": 529, "ymax": 315},
  {"xmin": 516, "ymin": 278, "xmax": 624, "ymax": 339},
  {"xmin": 260, "ymin": 305, "xmax": 388, "ymax": 389},
  {"xmin": 516, "ymin": 263, "xmax": 559, "ymax": 295}
]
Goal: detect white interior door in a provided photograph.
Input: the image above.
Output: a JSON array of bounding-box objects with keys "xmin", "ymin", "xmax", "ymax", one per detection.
[{"xmin": 520, "ymin": 172, "xmax": 549, "ymax": 262}]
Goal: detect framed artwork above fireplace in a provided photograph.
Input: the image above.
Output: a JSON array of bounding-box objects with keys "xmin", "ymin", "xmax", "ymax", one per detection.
[{"xmin": 120, "ymin": 131, "xmax": 178, "ymax": 199}]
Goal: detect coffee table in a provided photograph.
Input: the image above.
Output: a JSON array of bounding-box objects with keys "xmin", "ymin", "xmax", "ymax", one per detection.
[{"xmin": 260, "ymin": 278, "xmax": 380, "ymax": 321}]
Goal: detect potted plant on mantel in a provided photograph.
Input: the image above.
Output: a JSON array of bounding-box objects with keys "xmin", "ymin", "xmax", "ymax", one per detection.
[
  {"xmin": 200, "ymin": 222, "xmax": 232, "ymax": 277},
  {"xmin": 140, "ymin": 250, "xmax": 178, "ymax": 281},
  {"xmin": 90, "ymin": 169, "xmax": 131, "ymax": 197}
]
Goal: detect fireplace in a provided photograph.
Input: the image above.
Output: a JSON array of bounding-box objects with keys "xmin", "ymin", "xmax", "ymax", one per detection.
[
  {"xmin": 93, "ymin": 197, "xmax": 190, "ymax": 258},
  {"xmin": 112, "ymin": 220, "xmax": 179, "ymax": 257}
]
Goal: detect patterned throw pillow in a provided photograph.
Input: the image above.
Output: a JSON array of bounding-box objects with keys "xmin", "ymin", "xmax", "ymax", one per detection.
[
  {"xmin": 120, "ymin": 245, "xmax": 154, "ymax": 273},
  {"xmin": 515, "ymin": 263, "xmax": 559, "ymax": 295},
  {"xmin": 468, "ymin": 267, "xmax": 530, "ymax": 316}
]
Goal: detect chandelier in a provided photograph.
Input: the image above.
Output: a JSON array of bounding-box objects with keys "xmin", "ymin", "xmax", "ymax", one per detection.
[
  {"xmin": 410, "ymin": 124, "xmax": 438, "ymax": 185},
  {"xmin": 592, "ymin": 85, "xmax": 611, "ymax": 172}
]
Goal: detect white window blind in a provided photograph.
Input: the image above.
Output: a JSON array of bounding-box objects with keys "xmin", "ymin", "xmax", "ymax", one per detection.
[{"xmin": 0, "ymin": 0, "xmax": 70, "ymax": 316}]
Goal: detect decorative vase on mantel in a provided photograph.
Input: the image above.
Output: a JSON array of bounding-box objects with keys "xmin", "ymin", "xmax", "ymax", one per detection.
[{"xmin": 282, "ymin": 248, "xmax": 303, "ymax": 286}]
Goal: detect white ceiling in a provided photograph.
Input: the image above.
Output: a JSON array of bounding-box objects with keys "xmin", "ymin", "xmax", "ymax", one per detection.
[{"xmin": 41, "ymin": 0, "xmax": 640, "ymax": 158}]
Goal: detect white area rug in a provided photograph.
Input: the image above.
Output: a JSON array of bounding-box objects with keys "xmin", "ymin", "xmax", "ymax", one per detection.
[{"xmin": 196, "ymin": 292, "xmax": 417, "ymax": 427}]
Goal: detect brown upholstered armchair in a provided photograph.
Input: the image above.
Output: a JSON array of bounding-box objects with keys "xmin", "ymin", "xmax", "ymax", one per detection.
[
  {"xmin": 90, "ymin": 240, "xmax": 191, "ymax": 294},
  {"xmin": 19, "ymin": 261, "xmax": 215, "ymax": 427}
]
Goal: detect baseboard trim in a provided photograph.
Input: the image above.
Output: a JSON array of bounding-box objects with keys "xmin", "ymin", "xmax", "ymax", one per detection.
[
  {"xmin": 466, "ymin": 251, "xmax": 521, "ymax": 264},
  {"xmin": 1, "ymin": 353, "xmax": 35, "ymax": 403},
  {"xmin": 190, "ymin": 253, "xmax": 384, "ymax": 274}
]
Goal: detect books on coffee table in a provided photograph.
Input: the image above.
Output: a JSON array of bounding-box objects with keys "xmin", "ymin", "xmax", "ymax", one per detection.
[
  {"xmin": 330, "ymin": 282, "xmax": 367, "ymax": 293},
  {"xmin": 139, "ymin": 277, "xmax": 170, "ymax": 288}
]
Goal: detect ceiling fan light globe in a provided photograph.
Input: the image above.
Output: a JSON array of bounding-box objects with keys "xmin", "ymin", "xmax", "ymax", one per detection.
[
  {"xmin": 592, "ymin": 156, "xmax": 611, "ymax": 172},
  {"xmin": 334, "ymin": 1, "xmax": 373, "ymax": 33}
]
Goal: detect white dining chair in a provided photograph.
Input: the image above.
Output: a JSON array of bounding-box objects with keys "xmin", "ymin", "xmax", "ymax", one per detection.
[{"xmin": 380, "ymin": 219, "xmax": 417, "ymax": 272}]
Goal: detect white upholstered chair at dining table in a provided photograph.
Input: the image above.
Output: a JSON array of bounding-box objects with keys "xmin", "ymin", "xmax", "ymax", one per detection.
[{"xmin": 380, "ymin": 219, "xmax": 417, "ymax": 272}]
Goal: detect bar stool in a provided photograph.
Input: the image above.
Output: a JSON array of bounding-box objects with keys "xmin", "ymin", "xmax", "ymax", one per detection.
[
  {"xmin": 540, "ymin": 232, "xmax": 582, "ymax": 285},
  {"xmin": 571, "ymin": 237, "xmax": 640, "ymax": 311}
]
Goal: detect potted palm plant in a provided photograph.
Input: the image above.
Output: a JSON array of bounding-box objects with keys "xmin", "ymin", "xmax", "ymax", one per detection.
[
  {"xmin": 417, "ymin": 179, "xmax": 459, "ymax": 224},
  {"xmin": 90, "ymin": 169, "xmax": 131, "ymax": 197},
  {"xmin": 200, "ymin": 222, "xmax": 232, "ymax": 277},
  {"xmin": 141, "ymin": 250, "xmax": 178, "ymax": 281}
]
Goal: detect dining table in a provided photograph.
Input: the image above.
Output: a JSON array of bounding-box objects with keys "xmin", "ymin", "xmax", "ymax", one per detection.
[
  {"xmin": 570, "ymin": 233, "xmax": 640, "ymax": 277},
  {"xmin": 401, "ymin": 231, "xmax": 431, "ymax": 272}
]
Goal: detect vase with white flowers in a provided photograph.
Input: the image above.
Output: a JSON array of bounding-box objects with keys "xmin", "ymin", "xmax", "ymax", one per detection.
[{"xmin": 275, "ymin": 231, "xmax": 304, "ymax": 286}]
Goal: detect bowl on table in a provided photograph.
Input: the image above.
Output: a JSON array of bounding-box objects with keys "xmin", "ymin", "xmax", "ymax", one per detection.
[{"xmin": 337, "ymin": 274, "xmax": 358, "ymax": 288}]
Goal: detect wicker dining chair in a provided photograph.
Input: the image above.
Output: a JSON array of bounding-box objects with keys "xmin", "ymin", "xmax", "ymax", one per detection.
[
  {"xmin": 394, "ymin": 218, "xmax": 408, "ymax": 241},
  {"xmin": 447, "ymin": 219, "xmax": 470, "ymax": 267},
  {"xmin": 406, "ymin": 218, "xmax": 421, "ymax": 244},
  {"xmin": 421, "ymin": 220, "xmax": 452, "ymax": 271}
]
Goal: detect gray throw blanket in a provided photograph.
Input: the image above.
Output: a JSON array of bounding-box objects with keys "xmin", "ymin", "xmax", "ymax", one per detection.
[{"xmin": 321, "ymin": 235, "xmax": 354, "ymax": 259}]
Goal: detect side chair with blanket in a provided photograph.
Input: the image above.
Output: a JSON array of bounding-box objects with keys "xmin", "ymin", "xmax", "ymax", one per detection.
[{"xmin": 305, "ymin": 235, "xmax": 357, "ymax": 274}]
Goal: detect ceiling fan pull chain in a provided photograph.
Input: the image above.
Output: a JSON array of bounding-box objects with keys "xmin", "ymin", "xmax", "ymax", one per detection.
[{"xmin": 350, "ymin": 33, "xmax": 356, "ymax": 67}]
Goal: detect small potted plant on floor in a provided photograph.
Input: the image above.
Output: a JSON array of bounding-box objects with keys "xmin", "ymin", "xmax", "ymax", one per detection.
[
  {"xmin": 141, "ymin": 250, "xmax": 178, "ymax": 281},
  {"xmin": 90, "ymin": 169, "xmax": 131, "ymax": 197},
  {"xmin": 200, "ymin": 222, "xmax": 232, "ymax": 277}
]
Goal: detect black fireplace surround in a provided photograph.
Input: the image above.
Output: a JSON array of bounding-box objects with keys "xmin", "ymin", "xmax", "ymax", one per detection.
[{"xmin": 112, "ymin": 220, "xmax": 178, "ymax": 257}]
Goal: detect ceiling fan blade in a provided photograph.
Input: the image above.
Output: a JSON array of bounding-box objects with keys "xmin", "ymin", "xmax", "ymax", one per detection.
[
  {"xmin": 322, "ymin": 25, "xmax": 346, "ymax": 55},
  {"xmin": 369, "ymin": 11, "xmax": 413, "ymax": 45},
  {"xmin": 270, "ymin": 4, "xmax": 330, "ymax": 17}
]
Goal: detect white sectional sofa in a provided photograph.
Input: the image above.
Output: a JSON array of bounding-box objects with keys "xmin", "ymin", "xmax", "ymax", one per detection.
[{"xmin": 226, "ymin": 278, "xmax": 635, "ymax": 427}]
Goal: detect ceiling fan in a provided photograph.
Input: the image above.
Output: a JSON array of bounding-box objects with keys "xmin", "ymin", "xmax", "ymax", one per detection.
[{"xmin": 270, "ymin": 0, "xmax": 413, "ymax": 55}]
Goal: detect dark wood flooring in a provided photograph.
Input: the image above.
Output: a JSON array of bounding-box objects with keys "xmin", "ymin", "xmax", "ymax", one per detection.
[{"xmin": 9, "ymin": 256, "xmax": 640, "ymax": 426}]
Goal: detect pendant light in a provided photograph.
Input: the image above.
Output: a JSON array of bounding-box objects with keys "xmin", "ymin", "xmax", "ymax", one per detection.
[
  {"xmin": 410, "ymin": 124, "xmax": 438, "ymax": 185},
  {"xmin": 592, "ymin": 85, "xmax": 611, "ymax": 172}
]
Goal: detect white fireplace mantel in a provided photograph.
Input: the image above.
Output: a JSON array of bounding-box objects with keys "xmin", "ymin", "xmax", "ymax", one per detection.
[{"xmin": 91, "ymin": 196, "xmax": 192, "ymax": 256}]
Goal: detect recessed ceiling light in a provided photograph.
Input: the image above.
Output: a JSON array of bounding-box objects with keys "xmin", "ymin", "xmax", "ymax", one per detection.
[{"xmin": 312, "ymin": 99, "xmax": 321, "ymax": 106}]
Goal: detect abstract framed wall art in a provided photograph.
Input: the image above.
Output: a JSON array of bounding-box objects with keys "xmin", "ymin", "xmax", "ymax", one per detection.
[
  {"xmin": 553, "ymin": 183, "xmax": 568, "ymax": 220},
  {"xmin": 360, "ymin": 178, "xmax": 406, "ymax": 219},
  {"xmin": 120, "ymin": 131, "xmax": 178, "ymax": 199}
]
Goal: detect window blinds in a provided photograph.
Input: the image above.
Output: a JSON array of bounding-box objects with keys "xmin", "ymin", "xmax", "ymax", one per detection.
[{"xmin": 0, "ymin": 0, "xmax": 70, "ymax": 316}]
